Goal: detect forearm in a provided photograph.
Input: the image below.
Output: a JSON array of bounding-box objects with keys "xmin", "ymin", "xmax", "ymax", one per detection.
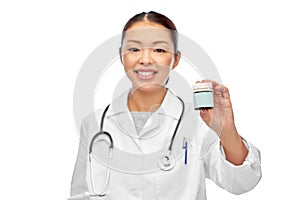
[{"xmin": 220, "ymin": 127, "xmax": 248, "ymax": 165}]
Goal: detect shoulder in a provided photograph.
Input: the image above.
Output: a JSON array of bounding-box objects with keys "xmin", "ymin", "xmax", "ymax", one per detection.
[{"xmin": 80, "ymin": 108, "xmax": 104, "ymax": 141}]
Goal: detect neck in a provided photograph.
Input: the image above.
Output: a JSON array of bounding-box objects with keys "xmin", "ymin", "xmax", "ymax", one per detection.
[{"xmin": 128, "ymin": 87, "xmax": 167, "ymax": 112}]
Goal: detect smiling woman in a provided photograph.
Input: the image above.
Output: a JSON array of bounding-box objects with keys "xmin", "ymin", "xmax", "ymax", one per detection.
[{"xmin": 69, "ymin": 11, "xmax": 261, "ymax": 200}]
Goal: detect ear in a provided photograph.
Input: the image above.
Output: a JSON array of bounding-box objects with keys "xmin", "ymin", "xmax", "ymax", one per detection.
[
  {"xmin": 119, "ymin": 47, "xmax": 123, "ymax": 64},
  {"xmin": 172, "ymin": 50, "xmax": 181, "ymax": 69}
]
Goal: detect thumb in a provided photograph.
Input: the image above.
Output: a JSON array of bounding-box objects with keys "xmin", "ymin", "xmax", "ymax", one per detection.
[{"xmin": 199, "ymin": 109, "xmax": 210, "ymax": 125}]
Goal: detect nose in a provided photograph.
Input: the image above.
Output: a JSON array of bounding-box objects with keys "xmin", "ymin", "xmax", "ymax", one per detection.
[{"xmin": 139, "ymin": 49, "xmax": 153, "ymax": 65}]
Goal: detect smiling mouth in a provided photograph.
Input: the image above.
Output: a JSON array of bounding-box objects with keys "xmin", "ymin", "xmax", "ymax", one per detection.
[
  {"xmin": 137, "ymin": 71, "xmax": 156, "ymax": 76},
  {"xmin": 134, "ymin": 70, "xmax": 157, "ymax": 80}
]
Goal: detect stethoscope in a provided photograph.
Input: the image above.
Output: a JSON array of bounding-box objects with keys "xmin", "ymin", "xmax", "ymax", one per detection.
[{"xmin": 88, "ymin": 95, "xmax": 185, "ymax": 197}]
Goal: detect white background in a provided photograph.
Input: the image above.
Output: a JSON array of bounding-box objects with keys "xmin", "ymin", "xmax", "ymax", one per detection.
[{"xmin": 1, "ymin": 0, "xmax": 299, "ymax": 199}]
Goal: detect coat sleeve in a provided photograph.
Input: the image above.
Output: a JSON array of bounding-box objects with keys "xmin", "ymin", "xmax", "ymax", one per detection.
[
  {"xmin": 200, "ymin": 127, "xmax": 262, "ymax": 195},
  {"xmin": 69, "ymin": 117, "xmax": 92, "ymax": 197}
]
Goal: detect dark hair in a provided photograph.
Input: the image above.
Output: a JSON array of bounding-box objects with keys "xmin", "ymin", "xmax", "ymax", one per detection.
[{"xmin": 121, "ymin": 11, "xmax": 178, "ymax": 54}]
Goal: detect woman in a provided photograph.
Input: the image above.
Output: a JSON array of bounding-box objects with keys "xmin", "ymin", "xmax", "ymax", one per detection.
[{"xmin": 70, "ymin": 11, "xmax": 261, "ymax": 200}]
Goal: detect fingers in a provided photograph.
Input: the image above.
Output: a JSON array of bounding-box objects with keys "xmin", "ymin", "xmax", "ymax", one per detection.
[
  {"xmin": 214, "ymin": 85, "xmax": 230, "ymax": 100},
  {"xmin": 221, "ymin": 86, "xmax": 230, "ymax": 99}
]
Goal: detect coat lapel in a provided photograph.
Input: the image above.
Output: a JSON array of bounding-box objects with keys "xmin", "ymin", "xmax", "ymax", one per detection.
[{"xmin": 107, "ymin": 90, "xmax": 138, "ymax": 136}]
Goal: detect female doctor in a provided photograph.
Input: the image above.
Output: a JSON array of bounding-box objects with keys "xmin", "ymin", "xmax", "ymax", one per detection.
[{"xmin": 69, "ymin": 11, "xmax": 261, "ymax": 200}]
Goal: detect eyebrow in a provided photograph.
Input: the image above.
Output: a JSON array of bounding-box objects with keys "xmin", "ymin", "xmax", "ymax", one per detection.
[
  {"xmin": 126, "ymin": 40, "xmax": 141, "ymax": 44},
  {"xmin": 126, "ymin": 40, "xmax": 169, "ymax": 45},
  {"xmin": 153, "ymin": 41, "xmax": 169, "ymax": 45}
]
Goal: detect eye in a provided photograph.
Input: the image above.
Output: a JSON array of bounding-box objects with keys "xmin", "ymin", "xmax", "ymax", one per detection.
[
  {"xmin": 128, "ymin": 47, "xmax": 140, "ymax": 52},
  {"xmin": 154, "ymin": 48, "xmax": 166, "ymax": 53}
]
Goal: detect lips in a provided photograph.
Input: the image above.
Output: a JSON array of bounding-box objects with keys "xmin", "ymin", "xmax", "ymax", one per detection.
[{"xmin": 134, "ymin": 69, "xmax": 157, "ymax": 80}]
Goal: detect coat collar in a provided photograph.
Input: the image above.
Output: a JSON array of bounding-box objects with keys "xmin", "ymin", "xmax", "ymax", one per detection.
[{"xmin": 105, "ymin": 88, "xmax": 183, "ymax": 138}]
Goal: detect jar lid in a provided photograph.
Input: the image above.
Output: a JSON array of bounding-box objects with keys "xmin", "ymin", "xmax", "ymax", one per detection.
[{"xmin": 192, "ymin": 82, "xmax": 213, "ymax": 92}]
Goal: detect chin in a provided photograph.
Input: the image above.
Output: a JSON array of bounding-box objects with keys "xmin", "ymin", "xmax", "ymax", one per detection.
[{"xmin": 132, "ymin": 82, "xmax": 165, "ymax": 93}]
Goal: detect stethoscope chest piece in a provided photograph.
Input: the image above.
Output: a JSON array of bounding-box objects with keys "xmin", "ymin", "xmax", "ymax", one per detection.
[{"xmin": 158, "ymin": 153, "xmax": 176, "ymax": 171}]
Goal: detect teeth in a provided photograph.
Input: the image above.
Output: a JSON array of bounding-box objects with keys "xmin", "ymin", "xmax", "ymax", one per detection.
[{"xmin": 137, "ymin": 71, "xmax": 155, "ymax": 77}]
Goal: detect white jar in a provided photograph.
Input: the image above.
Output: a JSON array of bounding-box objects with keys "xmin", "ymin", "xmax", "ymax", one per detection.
[{"xmin": 192, "ymin": 82, "xmax": 214, "ymax": 110}]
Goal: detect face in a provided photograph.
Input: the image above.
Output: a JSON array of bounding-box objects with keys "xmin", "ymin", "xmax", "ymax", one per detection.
[{"xmin": 120, "ymin": 21, "xmax": 181, "ymax": 92}]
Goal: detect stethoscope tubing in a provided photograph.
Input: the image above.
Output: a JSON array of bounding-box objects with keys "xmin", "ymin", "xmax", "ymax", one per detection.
[{"xmin": 88, "ymin": 93, "xmax": 185, "ymax": 195}]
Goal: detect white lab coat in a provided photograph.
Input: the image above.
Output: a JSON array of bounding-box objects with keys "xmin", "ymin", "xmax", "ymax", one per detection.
[{"xmin": 70, "ymin": 89, "xmax": 261, "ymax": 200}]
